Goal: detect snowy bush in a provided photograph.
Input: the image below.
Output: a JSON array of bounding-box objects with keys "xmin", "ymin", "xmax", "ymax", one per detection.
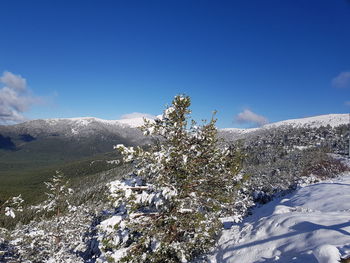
[
  {"xmin": 98, "ymin": 95, "xmax": 245, "ymax": 262},
  {"xmin": 239, "ymin": 141, "xmax": 350, "ymax": 205},
  {"xmin": 8, "ymin": 210, "xmax": 89, "ymax": 263},
  {"xmin": 0, "ymin": 195, "xmax": 24, "ymax": 219},
  {"xmin": 0, "ymin": 171, "xmax": 95, "ymax": 263},
  {"xmin": 36, "ymin": 171, "xmax": 75, "ymax": 217},
  {"xmin": 301, "ymin": 152, "xmax": 349, "ymax": 179}
]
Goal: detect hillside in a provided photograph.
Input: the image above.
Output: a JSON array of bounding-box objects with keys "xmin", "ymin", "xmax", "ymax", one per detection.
[
  {"xmin": 209, "ymin": 167, "xmax": 350, "ymax": 263},
  {"xmin": 221, "ymin": 114, "xmax": 349, "ymax": 140},
  {"xmin": 0, "ymin": 113, "xmax": 348, "ymax": 203},
  {"xmin": 0, "ymin": 117, "xmax": 149, "ymax": 168},
  {"xmin": 0, "ymin": 117, "xmax": 150, "ymax": 203},
  {"xmin": 1, "ymin": 114, "xmax": 348, "ymax": 167}
]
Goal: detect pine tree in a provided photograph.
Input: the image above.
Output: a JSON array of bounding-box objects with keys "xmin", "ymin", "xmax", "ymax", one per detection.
[{"xmin": 99, "ymin": 95, "xmax": 245, "ymax": 263}]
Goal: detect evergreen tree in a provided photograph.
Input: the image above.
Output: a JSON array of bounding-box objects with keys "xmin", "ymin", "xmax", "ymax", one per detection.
[{"xmin": 99, "ymin": 95, "xmax": 245, "ymax": 263}]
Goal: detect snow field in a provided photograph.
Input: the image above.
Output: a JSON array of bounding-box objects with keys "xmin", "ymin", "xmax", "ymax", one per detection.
[{"xmin": 209, "ymin": 173, "xmax": 350, "ymax": 263}]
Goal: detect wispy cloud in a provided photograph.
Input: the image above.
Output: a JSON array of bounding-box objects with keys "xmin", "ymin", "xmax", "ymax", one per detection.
[
  {"xmin": 345, "ymin": 101, "xmax": 350, "ymax": 106},
  {"xmin": 235, "ymin": 109, "xmax": 268, "ymax": 127},
  {"xmin": 332, "ymin": 71, "xmax": 350, "ymax": 89},
  {"xmin": 0, "ymin": 71, "xmax": 41, "ymax": 124},
  {"xmin": 120, "ymin": 112, "xmax": 156, "ymax": 120}
]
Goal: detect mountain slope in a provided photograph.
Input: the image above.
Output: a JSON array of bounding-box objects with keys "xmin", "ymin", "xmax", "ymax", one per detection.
[
  {"xmin": 209, "ymin": 171, "xmax": 350, "ymax": 263},
  {"xmin": 0, "ymin": 117, "xmax": 151, "ymax": 203},
  {"xmin": 220, "ymin": 114, "xmax": 349, "ymax": 155},
  {"xmin": 0, "ymin": 113, "xmax": 348, "ymax": 173},
  {"xmin": 0, "ymin": 113, "xmax": 348, "ymax": 204},
  {"xmin": 0, "ymin": 117, "xmax": 151, "ymax": 170}
]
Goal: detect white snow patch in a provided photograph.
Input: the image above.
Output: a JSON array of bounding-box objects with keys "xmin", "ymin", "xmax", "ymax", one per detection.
[
  {"xmin": 106, "ymin": 160, "xmax": 120, "ymax": 165},
  {"xmin": 209, "ymin": 173, "xmax": 350, "ymax": 263},
  {"xmin": 220, "ymin": 127, "xmax": 259, "ymax": 135},
  {"xmin": 97, "ymin": 247, "xmax": 129, "ymax": 263},
  {"xmin": 294, "ymin": 145, "xmax": 311, "ymax": 151},
  {"xmin": 71, "ymin": 128, "xmax": 79, "ymax": 135},
  {"xmin": 313, "ymin": 244, "xmax": 340, "ymax": 263},
  {"xmin": 116, "ymin": 117, "xmax": 152, "ymax": 128},
  {"xmin": 100, "ymin": 215, "xmax": 123, "ymax": 234}
]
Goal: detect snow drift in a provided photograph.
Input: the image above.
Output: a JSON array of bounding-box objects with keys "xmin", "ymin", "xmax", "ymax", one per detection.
[{"xmin": 209, "ymin": 173, "xmax": 350, "ymax": 263}]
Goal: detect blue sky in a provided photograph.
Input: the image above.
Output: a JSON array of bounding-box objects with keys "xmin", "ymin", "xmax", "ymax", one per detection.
[{"xmin": 0, "ymin": 0, "xmax": 349, "ymax": 128}]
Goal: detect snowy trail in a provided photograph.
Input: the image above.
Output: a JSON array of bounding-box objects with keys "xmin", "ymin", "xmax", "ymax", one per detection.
[{"xmin": 209, "ymin": 173, "xmax": 350, "ymax": 263}]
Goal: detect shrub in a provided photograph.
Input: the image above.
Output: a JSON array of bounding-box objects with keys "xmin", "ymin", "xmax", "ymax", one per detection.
[
  {"xmin": 301, "ymin": 152, "xmax": 349, "ymax": 179},
  {"xmin": 1, "ymin": 172, "xmax": 89, "ymax": 263}
]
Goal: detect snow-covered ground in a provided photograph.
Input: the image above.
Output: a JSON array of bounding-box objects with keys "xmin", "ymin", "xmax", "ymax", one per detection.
[{"xmin": 209, "ymin": 172, "xmax": 350, "ymax": 263}]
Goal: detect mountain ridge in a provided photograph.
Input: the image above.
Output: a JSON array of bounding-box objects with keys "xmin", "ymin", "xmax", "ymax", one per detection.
[
  {"xmin": 0, "ymin": 113, "xmax": 348, "ymax": 172},
  {"xmin": 223, "ymin": 113, "xmax": 349, "ymax": 130},
  {"xmin": 221, "ymin": 113, "xmax": 349, "ymax": 137},
  {"xmin": 2, "ymin": 113, "xmax": 348, "ymax": 131}
]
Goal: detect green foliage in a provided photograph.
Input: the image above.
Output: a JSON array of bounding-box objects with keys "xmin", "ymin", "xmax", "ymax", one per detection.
[
  {"xmin": 0, "ymin": 152, "xmax": 121, "ymax": 205},
  {"xmin": 0, "ymin": 172, "xmax": 89, "ymax": 263},
  {"xmin": 102, "ymin": 95, "xmax": 244, "ymax": 262},
  {"xmin": 301, "ymin": 149, "xmax": 350, "ymax": 179},
  {"xmin": 0, "ymin": 159, "xmax": 128, "ymax": 229}
]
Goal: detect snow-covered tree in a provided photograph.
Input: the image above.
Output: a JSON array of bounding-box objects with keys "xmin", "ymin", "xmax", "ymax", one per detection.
[
  {"xmin": 40, "ymin": 171, "xmax": 75, "ymax": 217},
  {"xmin": 0, "ymin": 194, "xmax": 24, "ymax": 218},
  {"xmin": 99, "ymin": 95, "xmax": 245, "ymax": 262}
]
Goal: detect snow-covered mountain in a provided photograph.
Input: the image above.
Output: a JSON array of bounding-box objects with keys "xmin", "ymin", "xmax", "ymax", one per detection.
[
  {"xmin": 0, "ymin": 117, "xmax": 153, "ymax": 171},
  {"xmin": 265, "ymin": 113, "xmax": 349, "ymax": 129},
  {"xmin": 0, "ymin": 113, "xmax": 348, "ymax": 153},
  {"xmin": 3, "ymin": 116, "xmax": 151, "ymax": 137},
  {"xmin": 0, "ymin": 113, "xmax": 348, "ymax": 174},
  {"xmin": 1, "ymin": 113, "xmax": 347, "ymax": 141},
  {"xmin": 44, "ymin": 116, "xmax": 151, "ymax": 130},
  {"xmin": 219, "ymin": 114, "xmax": 350, "ymax": 155},
  {"xmin": 221, "ymin": 114, "xmax": 349, "ymax": 138},
  {"xmin": 0, "ymin": 116, "xmax": 154, "ymax": 149}
]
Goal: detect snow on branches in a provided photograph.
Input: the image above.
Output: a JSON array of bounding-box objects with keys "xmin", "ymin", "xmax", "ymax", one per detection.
[
  {"xmin": 1, "ymin": 171, "xmax": 89, "ymax": 263},
  {"xmin": 0, "ymin": 195, "xmax": 24, "ymax": 218},
  {"xmin": 39, "ymin": 171, "xmax": 75, "ymax": 216},
  {"xmin": 98, "ymin": 95, "xmax": 245, "ymax": 263}
]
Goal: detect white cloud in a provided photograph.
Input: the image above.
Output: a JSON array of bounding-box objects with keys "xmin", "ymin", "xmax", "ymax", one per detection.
[
  {"xmin": 332, "ymin": 71, "xmax": 350, "ymax": 89},
  {"xmin": 0, "ymin": 71, "xmax": 27, "ymax": 91},
  {"xmin": 120, "ymin": 112, "xmax": 156, "ymax": 120},
  {"xmin": 0, "ymin": 71, "xmax": 41, "ymax": 124},
  {"xmin": 235, "ymin": 109, "xmax": 268, "ymax": 127}
]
